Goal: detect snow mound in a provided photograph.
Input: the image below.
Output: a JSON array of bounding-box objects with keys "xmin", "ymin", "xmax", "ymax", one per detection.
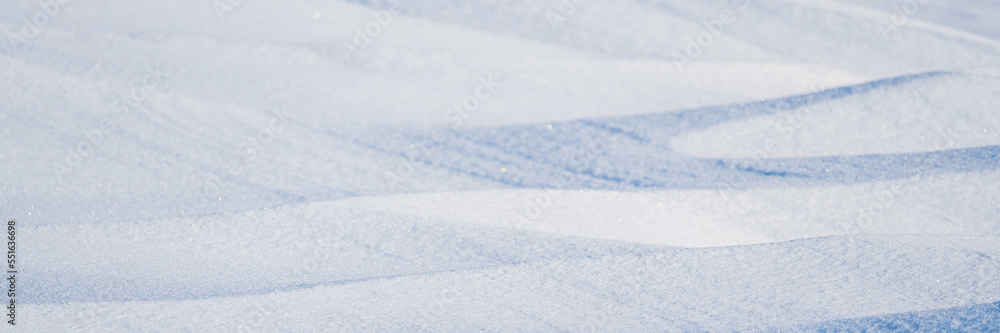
[
  {"xmin": 28, "ymin": 235, "xmax": 1000, "ymax": 332},
  {"xmin": 672, "ymin": 70, "xmax": 1000, "ymax": 158},
  {"xmin": 3, "ymin": 0, "xmax": 1000, "ymax": 331}
]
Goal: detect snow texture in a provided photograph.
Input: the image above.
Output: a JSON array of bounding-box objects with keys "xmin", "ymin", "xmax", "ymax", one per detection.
[{"xmin": 1, "ymin": 0, "xmax": 999, "ymax": 331}]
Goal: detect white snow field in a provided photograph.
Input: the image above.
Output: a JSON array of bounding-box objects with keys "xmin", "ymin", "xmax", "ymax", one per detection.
[{"xmin": 2, "ymin": 0, "xmax": 1000, "ymax": 331}]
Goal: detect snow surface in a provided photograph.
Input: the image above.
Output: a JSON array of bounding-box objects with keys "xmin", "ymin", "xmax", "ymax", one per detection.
[{"xmin": 2, "ymin": 0, "xmax": 1000, "ymax": 331}]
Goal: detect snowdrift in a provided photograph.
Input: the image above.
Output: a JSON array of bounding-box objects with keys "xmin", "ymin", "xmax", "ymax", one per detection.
[{"xmin": 2, "ymin": 0, "xmax": 999, "ymax": 331}]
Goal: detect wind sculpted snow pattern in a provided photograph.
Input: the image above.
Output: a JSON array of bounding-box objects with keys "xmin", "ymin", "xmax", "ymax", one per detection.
[{"xmin": 2, "ymin": 0, "xmax": 1000, "ymax": 331}]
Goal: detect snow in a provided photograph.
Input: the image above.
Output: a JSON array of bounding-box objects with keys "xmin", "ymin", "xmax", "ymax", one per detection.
[
  {"xmin": 672, "ymin": 70, "xmax": 1000, "ymax": 158},
  {"xmin": 2, "ymin": 0, "xmax": 999, "ymax": 331}
]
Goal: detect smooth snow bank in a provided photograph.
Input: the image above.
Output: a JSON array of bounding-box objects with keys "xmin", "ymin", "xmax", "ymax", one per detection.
[
  {"xmin": 27, "ymin": 235, "xmax": 1000, "ymax": 332},
  {"xmin": 789, "ymin": 299, "xmax": 1000, "ymax": 332},
  {"xmin": 26, "ymin": 164, "xmax": 1000, "ymax": 304},
  {"xmin": 0, "ymin": 0, "xmax": 870, "ymax": 130},
  {"xmin": 0, "ymin": 0, "xmax": 871, "ymax": 225},
  {"xmin": 347, "ymin": 168, "xmax": 1000, "ymax": 247},
  {"xmin": 671, "ymin": 70, "xmax": 1000, "ymax": 159},
  {"xmin": 823, "ymin": 0, "xmax": 1000, "ymax": 40},
  {"xmin": 3, "ymin": 0, "xmax": 1000, "ymax": 331},
  {"xmin": 26, "ymin": 202, "xmax": 647, "ymax": 303},
  {"xmin": 2, "ymin": 0, "xmax": 999, "ymax": 224}
]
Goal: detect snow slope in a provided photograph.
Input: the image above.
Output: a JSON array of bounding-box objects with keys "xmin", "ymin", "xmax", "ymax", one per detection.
[
  {"xmin": 27, "ymin": 235, "xmax": 1000, "ymax": 332},
  {"xmin": 2, "ymin": 0, "xmax": 999, "ymax": 331}
]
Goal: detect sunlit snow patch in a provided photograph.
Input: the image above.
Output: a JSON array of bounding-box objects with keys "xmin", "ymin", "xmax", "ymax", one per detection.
[{"xmin": 671, "ymin": 70, "xmax": 1000, "ymax": 159}]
